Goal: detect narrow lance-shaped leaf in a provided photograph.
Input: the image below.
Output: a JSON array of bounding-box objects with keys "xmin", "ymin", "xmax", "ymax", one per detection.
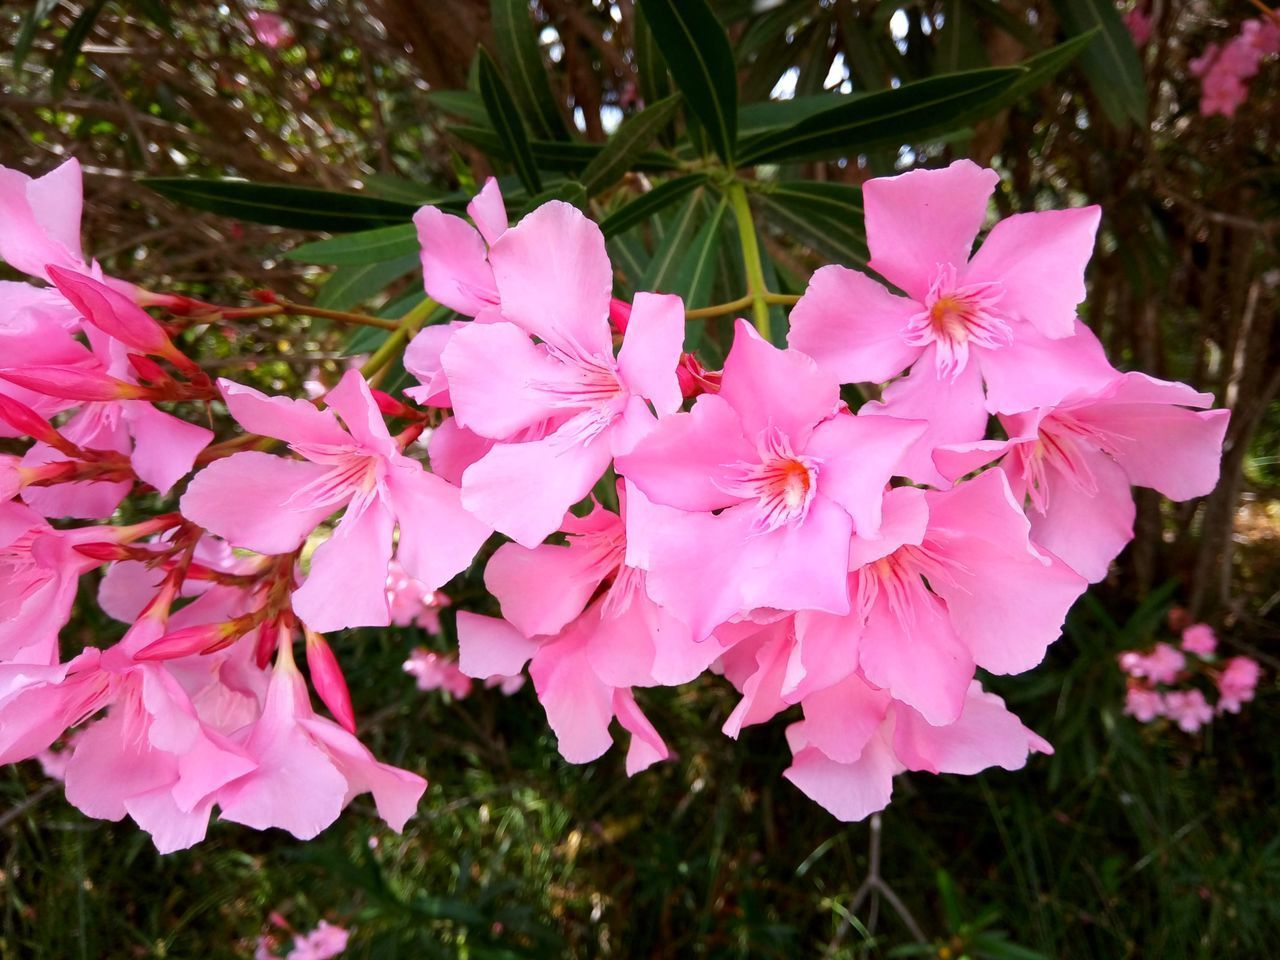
[
  {"xmin": 287, "ymin": 224, "xmax": 419, "ymax": 266},
  {"xmin": 640, "ymin": 190, "xmax": 707, "ymax": 292},
  {"xmin": 736, "ymin": 66, "xmax": 1024, "ymax": 165},
  {"xmin": 634, "ymin": 14, "xmax": 674, "ymax": 113},
  {"xmin": 671, "ymin": 197, "xmax": 728, "ymax": 310},
  {"xmin": 141, "ymin": 178, "xmax": 425, "ymax": 231},
  {"xmin": 599, "ymin": 172, "xmax": 710, "ymax": 238},
  {"xmin": 451, "ymin": 126, "xmax": 680, "ymax": 173},
  {"xmin": 638, "ymin": 0, "xmax": 738, "ymax": 165},
  {"xmin": 476, "ymin": 48, "xmax": 543, "ymax": 194},
  {"xmin": 13, "ymin": 0, "xmax": 61, "ymax": 70},
  {"xmin": 491, "ymin": 0, "xmax": 570, "ymax": 140},
  {"xmin": 50, "ymin": 0, "xmax": 108, "ymax": 95},
  {"xmin": 1050, "ymin": 0, "xmax": 1147, "ymax": 128},
  {"xmin": 315, "ymin": 254, "xmax": 421, "ymax": 311},
  {"xmin": 947, "ymin": 32, "xmax": 1099, "ymax": 129},
  {"xmin": 579, "ymin": 94, "xmax": 683, "ymax": 195}
]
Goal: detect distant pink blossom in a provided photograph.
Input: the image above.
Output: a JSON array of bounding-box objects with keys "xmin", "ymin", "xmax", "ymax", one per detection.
[
  {"xmin": 1163, "ymin": 689, "xmax": 1213, "ymax": 733},
  {"xmin": 1191, "ymin": 17, "xmax": 1280, "ymax": 117},
  {"xmin": 247, "ymin": 11, "xmax": 295, "ymax": 49},
  {"xmin": 403, "ymin": 650, "xmax": 472, "ymax": 698},
  {"xmin": 285, "ymin": 919, "xmax": 349, "ymax": 960},
  {"xmin": 386, "ymin": 561, "xmax": 449, "ymax": 632},
  {"xmin": 1123, "ymin": 685, "xmax": 1164, "ymax": 723},
  {"xmin": 1118, "ymin": 642, "xmax": 1185, "ymax": 685},
  {"xmin": 1124, "ymin": 7, "xmax": 1152, "ymax": 47},
  {"xmin": 1181, "ymin": 623, "xmax": 1217, "ymax": 656},
  {"xmin": 1217, "ymin": 656, "xmax": 1261, "ymax": 713}
]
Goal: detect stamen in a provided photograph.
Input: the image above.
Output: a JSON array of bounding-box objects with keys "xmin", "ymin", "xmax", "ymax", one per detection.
[
  {"xmin": 903, "ymin": 264, "xmax": 1013, "ymax": 378},
  {"xmin": 717, "ymin": 427, "xmax": 820, "ymax": 532}
]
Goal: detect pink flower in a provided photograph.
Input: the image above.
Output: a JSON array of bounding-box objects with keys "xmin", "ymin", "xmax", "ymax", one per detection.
[
  {"xmin": 1124, "ymin": 7, "xmax": 1152, "ymax": 47},
  {"xmin": 286, "ymin": 920, "xmax": 349, "ymax": 960},
  {"xmin": 1123, "ymin": 685, "xmax": 1165, "ymax": 723},
  {"xmin": 784, "ymin": 678, "xmax": 1051, "ymax": 822},
  {"xmin": 0, "ymin": 158, "xmax": 91, "ymax": 283},
  {"xmin": 386, "ymin": 560, "xmax": 450, "ymax": 631},
  {"xmin": 1217, "ymin": 656, "xmax": 1261, "ymax": 713},
  {"xmin": 247, "ymin": 11, "xmax": 295, "ymax": 49},
  {"xmin": 936, "ymin": 373, "xmax": 1228, "ymax": 582},
  {"xmin": 1181, "ymin": 623, "xmax": 1218, "ymax": 656},
  {"xmin": 1163, "ymin": 689, "xmax": 1213, "ymax": 733},
  {"xmin": 617, "ymin": 319, "xmax": 925, "ymax": 639},
  {"xmin": 1118, "ymin": 643, "xmax": 1185, "ymax": 685},
  {"xmin": 775, "ymin": 471, "xmax": 1085, "ymax": 726},
  {"xmin": 403, "ymin": 650, "xmax": 472, "ymax": 698},
  {"xmin": 180, "ymin": 369, "xmax": 491, "ymax": 632},
  {"xmin": 441, "ymin": 201, "xmax": 686, "ymax": 547},
  {"xmin": 788, "ymin": 159, "xmax": 1116, "ymax": 485},
  {"xmin": 1192, "ymin": 18, "xmax": 1280, "ymax": 117}
]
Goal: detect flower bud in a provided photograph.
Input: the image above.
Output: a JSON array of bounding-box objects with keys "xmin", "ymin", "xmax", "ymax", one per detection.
[
  {"xmin": 0, "ymin": 366, "xmax": 149, "ymax": 402},
  {"xmin": 304, "ymin": 629, "xmax": 356, "ymax": 733}
]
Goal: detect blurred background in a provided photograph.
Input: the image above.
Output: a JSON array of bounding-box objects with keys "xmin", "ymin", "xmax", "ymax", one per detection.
[{"xmin": 1, "ymin": 1, "xmax": 1278, "ymax": 957}]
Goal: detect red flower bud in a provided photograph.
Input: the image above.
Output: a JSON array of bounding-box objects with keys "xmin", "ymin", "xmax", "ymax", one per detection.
[
  {"xmin": 0, "ymin": 367, "xmax": 149, "ymax": 402},
  {"xmin": 304, "ymin": 629, "xmax": 356, "ymax": 733}
]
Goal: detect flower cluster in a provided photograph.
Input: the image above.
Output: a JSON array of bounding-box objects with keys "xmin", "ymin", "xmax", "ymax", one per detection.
[
  {"xmin": 0, "ymin": 156, "xmax": 1228, "ymax": 849},
  {"xmin": 1189, "ymin": 16, "xmax": 1280, "ymax": 117},
  {"xmin": 1120, "ymin": 621, "xmax": 1261, "ymax": 732},
  {"xmin": 255, "ymin": 915, "xmax": 349, "ymax": 960}
]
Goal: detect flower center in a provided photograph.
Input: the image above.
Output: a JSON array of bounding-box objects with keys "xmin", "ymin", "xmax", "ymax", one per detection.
[
  {"xmin": 1011, "ymin": 413, "xmax": 1120, "ymax": 513},
  {"xmin": 718, "ymin": 427, "xmax": 820, "ymax": 532},
  {"xmin": 903, "ymin": 264, "xmax": 1012, "ymax": 378}
]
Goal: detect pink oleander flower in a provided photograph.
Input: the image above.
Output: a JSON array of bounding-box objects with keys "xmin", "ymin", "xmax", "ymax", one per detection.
[
  {"xmin": 403, "ymin": 649, "xmax": 472, "ymax": 698},
  {"xmin": 286, "ymin": 920, "xmax": 349, "ymax": 960},
  {"xmin": 0, "ymin": 158, "xmax": 94, "ymax": 285},
  {"xmin": 1181, "ymin": 623, "xmax": 1218, "ymax": 656},
  {"xmin": 1192, "ymin": 18, "xmax": 1280, "ymax": 117},
  {"xmin": 1124, "ymin": 685, "xmax": 1165, "ymax": 723},
  {"xmin": 722, "ymin": 471, "xmax": 1085, "ymax": 727},
  {"xmin": 181, "ymin": 369, "xmax": 491, "ymax": 632},
  {"xmin": 1217, "ymin": 656, "xmax": 1261, "ymax": 713},
  {"xmin": 386, "ymin": 559, "xmax": 450, "ymax": 631},
  {"xmin": 246, "ymin": 11, "xmax": 295, "ymax": 49},
  {"xmin": 1163, "ymin": 688, "xmax": 1213, "ymax": 733},
  {"xmin": 788, "ymin": 159, "xmax": 1116, "ymax": 485},
  {"xmin": 1118, "ymin": 642, "xmax": 1185, "ymax": 685},
  {"xmin": 935, "ymin": 372, "xmax": 1228, "ymax": 582},
  {"xmin": 784, "ymin": 675, "xmax": 1051, "ymax": 822},
  {"xmin": 616, "ymin": 319, "xmax": 925, "ymax": 639},
  {"xmin": 440, "ymin": 201, "xmax": 686, "ymax": 547},
  {"xmin": 458, "ymin": 610, "xmax": 669, "ymax": 775}
]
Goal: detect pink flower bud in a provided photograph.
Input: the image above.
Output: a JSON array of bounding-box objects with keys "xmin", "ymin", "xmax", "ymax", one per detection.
[
  {"xmin": 0, "ymin": 393, "xmax": 76, "ymax": 451},
  {"xmin": 305, "ymin": 629, "xmax": 356, "ymax": 733},
  {"xmin": 134, "ymin": 619, "xmax": 242, "ymax": 660},
  {"xmin": 48, "ymin": 266, "xmax": 173, "ymax": 357},
  {"xmin": 0, "ymin": 366, "xmax": 149, "ymax": 401},
  {"xmin": 609, "ymin": 297, "xmax": 632, "ymax": 334}
]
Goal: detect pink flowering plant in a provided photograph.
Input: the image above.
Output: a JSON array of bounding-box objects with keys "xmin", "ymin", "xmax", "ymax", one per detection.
[{"xmin": 3, "ymin": 0, "xmax": 1266, "ymax": 952}]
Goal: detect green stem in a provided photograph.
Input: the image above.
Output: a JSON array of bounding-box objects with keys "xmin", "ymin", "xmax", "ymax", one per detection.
[
  {"xmin": 361, "ymin": 296, "xmax": 437, "ymax": 380},
  {"xmin": 725, "ymin": 180, "xmax": 771, "ymax": 339}
]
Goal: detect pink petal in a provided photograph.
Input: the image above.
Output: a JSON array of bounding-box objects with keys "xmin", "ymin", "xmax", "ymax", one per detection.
[
  {"xmin": 180, "ymin": 452, "xmax": 335, "ymax": 555},
  {"xmin": 806, "ymin": 413, "xmax": 924, "ymax": 536},
  {"xmin": 783, "ymin": 607, "xmax": 862, "ymax": 701},
  {"xmin": 467, "ymin": 176, "xmax": 508, "ymax": 247},
  {"xmin": 427, "ymin": 417, "xmax": 495, "ymax": 486},
  {"xmin": 125, "ymin": 403, "xmax": 213, "ymax": 494},
  {"xmin": 718, "ymin": 319, "xmax": 838, "ymax": 443},
  {"xmin": 413, "ymin": 206, "xmax": 497, "ymax": 316},
  {"xmin": 384, "ymin": 460, "xmax": 491, "ymax": 591},
  {"xmin": 788, "ymin": 264, "xmax": 923, "ymax": 383},
  {"xmin": 293, "ymin": 498, "xmax": 395, "ymax": 632},
  {"xmin": 892, "ymin": 682, "xmax": 1046, "ymax": 775},
  {"xmin": 403, "ymin": 321, "xmax": 461, "ymax": 407},
  {"xmin": 783, "ymin": 729, "xmax": 897, "ymax": 822},
  {"xmin": 963, "ymin": 206, "xmax": 1100, "ymax": 340},
  {"xmin": 125, "ymin": 790, "xmax": 213, "ymax": 853},
  {"xmin": 847, "ymin": 486, "xmax": 929, "ymax": 569},
  {"xmin": 488, "ymin": 201, "xmax": 613, "ymax": 356},
  {"xmin": 1026, "ymin": 445, "xmax": 1136, "ymax": 583},
  {"xmin": 977, "ymin": 320, "xmax": 1118, "ymax": 415},
  {"xmin": 860, "ymin": 351, "xmax": 988, "ymax": 487},
  {"xmin": 456, "ymin": 612, "xmax": 538, "ymax": 679},
  {"xmin": 64, "ymin": 709, "xmax": 176, "ymax": 821},
  {"xmin": 614, "ymin": 393, "xmax": 754, "ymax": 512},
  {"xmin": 460, "ymin": 424, "xmax": 615, "ymax": 549},
  {"xmin": 218, "ymin": 379, "xmax": 349, "ymax": 448},
  {"xmin": 924, "ymin": 470, "xmax": 1087, "ymax": 673},
  {"xmin": 486, "ymin": 537, "xmax": 611, "ymax": 639},
  {"xmin": 612, "ymin": 688, "xmax": 669, "ymax": 776},
  {"xmin": 797, "ymin": 672, "xmax": 892, "ymax": 763},
  {"xmin": 439, "ymin": 320, "xmax": 570, "ymax": 439},
  {"xmin": 529, "ymin": 626, "xmax": 615, "ymax": 764},
  {"xmin": 722, "ymin": 627, "xmax": 792, "ymax": 738},
  {"xmin": 322, "ymin": 369, "xmax": 394, "ymax": 455},
  {"xmin": 737, "ymin": 495, "xmax": 854, "ymax": 617},
  {"xmin": 863, "ymin": 159, "xmax": 998, "ymax": 300},
  {"xmin": 616, "ymin": 291, "xmax": 684, "ymax": 415},
  {"xmin": 301, "ymin": 717, "xmax": 428, "ymax": 832},
  {"xmin": 857, "ymin": 578, "xmax": 973, "ymax": 725},
  {"xmin": 0, "ymin": 159, "xmax": 85, "ymax": 279},
  {"xmin": 932, "ymin": 438, "xmax": 1017, "ymax": 484}
]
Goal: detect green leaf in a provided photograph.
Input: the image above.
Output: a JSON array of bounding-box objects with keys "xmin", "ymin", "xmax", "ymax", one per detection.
[
  {"xmin": 599, "ymin": 173, "xmax": 710, "ymax": 237},
  {"xmin": 50, "ymin": 0, "xmax": 108, "ymax": 96},
  {"xmin": 756, "ymin": 193, "xmax": 868, "ymax": 267},
  {"xmin": 634, "ymin": 14, "xmax": 674, "ymax": 114},
  {"xmin": 640, "ymin": 190, "xmax": 707, "ymax": 291},
  {"xmin": 737, "ymin": 93, "xmax": 855, "ymax": 136},
  {"xmin": 141, "ymin": 178, "xmax": 423, "ymax": 230},
  {"xmin": 490, "ymin": 0, "xmax": 569, "ymax": 140},
  {"xmin": 1050, "ymin": 0, "xmax": 1147, "ymax": 128},
  {"xmin": 580, "ymin": 95, "xmax": 683, "ymax": 194},
  {"xmin": 314, "ymin": 254, "xmax": 420, "ymax": 311},
  {"xmin": 948, "ymin": 32, "xmax": 1099, "ymax": 128},
  {"xmin": 936, "ymin": 0, "xmax": 988, "ymax": 73},
  {"xmin": 14, "ymin": 0, "xmax": 62, "ymax": 70},
  {"xmin": 286, "ymin": 223, "xmax": 419, "ymax": 265},
  {"xmin": 451, "ymin": 126, "xmax": 680, "ymax": 174},
  {"xmin": 523, "ymin": 180, "xmax": 588, "ymax": 212},
  {"xmin": 426, "ymin": 89, "xmax": 492, "ymax": 126},
  {"xmin": 671, "ymin": 197, "xmax": 727, "ymax": 309},
  {"xmin": 736, "ymin": 66, "xmax": 1023, "ymax": 165},
  {"xmin": 476, "ymin": 48, "xmax": 542, "ymax": 193},
  {"xmin": 638, "ymin": 0, "xmax": 738, "ymax": 164},
  {"xmin": 767, "ymin": 180, "xmax": 864, "ymax": 221},
  {"xmin": 359, "ymin": 173, "xmax": 450, "ymax": 204}
]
